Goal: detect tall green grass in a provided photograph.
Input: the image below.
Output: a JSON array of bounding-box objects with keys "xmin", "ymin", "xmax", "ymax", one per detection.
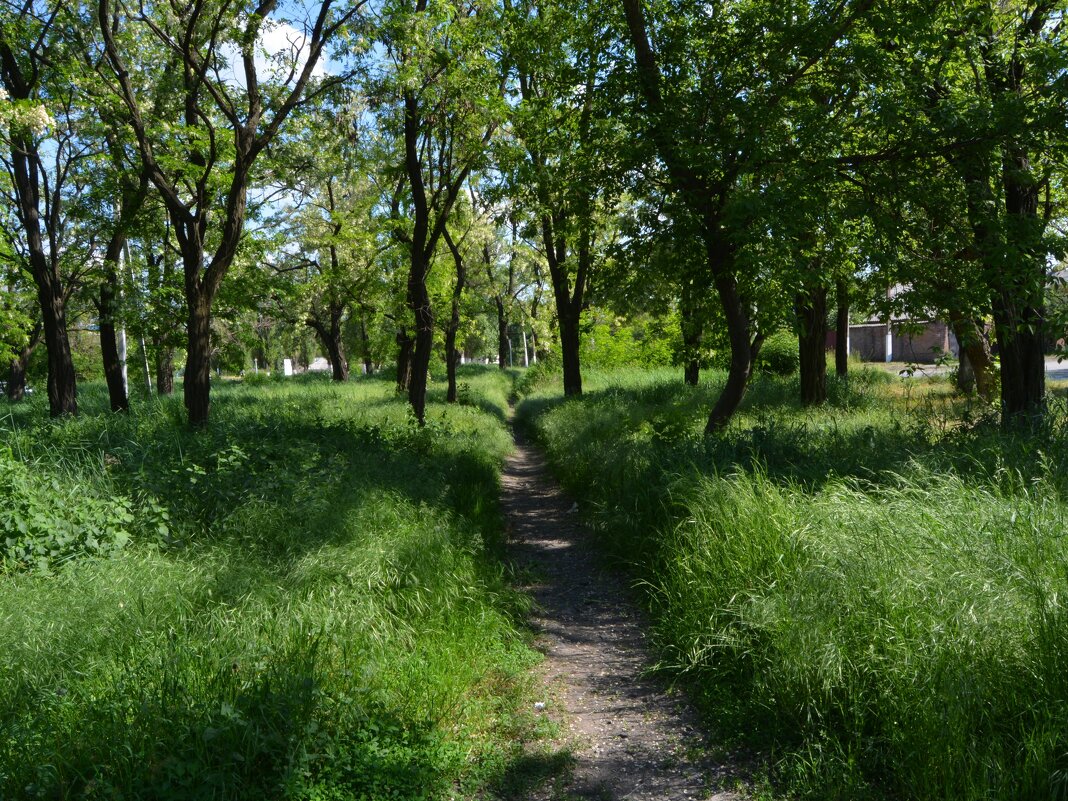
[
  {"xmin": 1, "ymin": 368, "xmax": 542, "ymax": 800},
  {"xmin": 518, "ymin": 366, "xmax": 1068, "ymax": 800}
]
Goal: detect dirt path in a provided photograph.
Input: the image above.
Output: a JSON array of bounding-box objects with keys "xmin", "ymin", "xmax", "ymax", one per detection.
[{"xmin": 500, "ymin": 428, "xmax": 743, "ymax": 801}]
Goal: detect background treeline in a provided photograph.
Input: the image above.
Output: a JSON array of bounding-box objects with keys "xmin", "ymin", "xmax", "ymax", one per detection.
[{"xmin": 2, "ymin": 0, "xmax": 1066, "ymax": 429}]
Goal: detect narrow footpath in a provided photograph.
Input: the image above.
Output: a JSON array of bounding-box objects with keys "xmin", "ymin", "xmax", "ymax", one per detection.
[{"xmin": 500, "ymin": 427, "xmax": 743, "ymax": 801}]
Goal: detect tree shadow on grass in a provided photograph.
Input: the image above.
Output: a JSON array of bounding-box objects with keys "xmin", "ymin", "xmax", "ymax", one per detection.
[
  {"xmin": 1, "ymin": 384, "xmax": 530, "ymax": 801},
  {"xmin": 484, "ymin": 748, "xmax": 577, "ymax": 800},
  {"xmin": 518, "ymin": 373, "xmax": 1068, "ymax": 494}
]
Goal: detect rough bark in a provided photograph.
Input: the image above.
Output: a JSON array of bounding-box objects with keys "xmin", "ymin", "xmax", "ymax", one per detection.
[
  {"xmin": 39, "ymin": 279, "xmax": 78, "ymax": 417},
  {"xmin": 496, "ymin": 297, "xmax": 509, "ymax": 370},
  {"xmin": 542, "ymin": 215, "xmax": 587, "ymax": 397},
  {"xmin": 443, "ymin": 229, "xmax": 467, "ymax": 403},
  {"xmin": 7, "ymin": 357, "xmax": 28, "ymax": 402},
  {"xmin": 98, "ymin": 302, "xmax": 127, "ymax": 411},
  {"xmin": 1, "ymin": 26, "xmax": 80, "ymax": 417},
  {"xmin": 796, "ymin": 284, "xmax": 828, "ymax": 406},
  {"xmin": 6, "ymin": 321, "xmax": 42, "ymax": 402},
  {"xmin": 835, "ymin": 278, "xmax": 850, "ymax": 377},
  {"xmin": 967, "ymin": 12, "xmax": 1052, "ymax": 427},
  {"xmin": 949, "ymin": 315, "xmax": 995, "ymax": 401},
  {"xmin": 309, "ymin": 312, "xmax": 349, "ymax": 382},
  {"xmin": 155, "ymin": 345, "xmax": 175, "ymax": 395},
  {"xmin": 183, "ymin": 292, "xmax": 212, "ymax": 427},
  {"xmin": 99, "ymin": 234, "xmax": 129, "ymax": 412},
  {"xmin": 559, "ymin": 308, "xmax": 583, "ymax": 397},
  {"xmin": 407, "ymin": 257, "xmax": 434, "ymax": 423},
  {"xmin": 325, "ymin": 327, "xmax": 349, "ymax": 382},
  {"xmin": 705, "ymin": 271, "xmax": 761, "ymax": 434},
  {"xmin": 10, "ymin": 137, "xmax": 77, "ymax": 417},
  {"xmin": 994, "ymin": 285, "xmax": 1045, "ymax": 424},
  {"xmin": 327, "ymin": 340, "xmax": 349, "ymax": 382},
  {"xmin": 995, "ymin": 147, "xmax": 1046, "ymax": 425}
]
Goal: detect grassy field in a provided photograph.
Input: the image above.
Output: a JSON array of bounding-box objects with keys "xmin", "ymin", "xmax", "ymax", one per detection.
[
  {"xmin": 0, "ymin": 367, "xmax": 546, "ymax": 800},
  {"xmin": 517, "ymin": 365, "xmax": 1068, "ymax": 801}
]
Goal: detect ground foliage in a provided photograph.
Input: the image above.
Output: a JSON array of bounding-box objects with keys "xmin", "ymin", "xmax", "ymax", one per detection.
[
  {"xmin": 0, "ymin": 368, "xmax": 544, "ymax": 800},
  {"xmin": 519, "ymin": 366, "xmax": 1068, "ymax": 801}
]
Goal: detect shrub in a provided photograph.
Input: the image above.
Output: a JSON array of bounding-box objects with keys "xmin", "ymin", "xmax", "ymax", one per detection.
[{"xmin": 757, "ymin": 330, "xmax": 799, "ymax": 376}]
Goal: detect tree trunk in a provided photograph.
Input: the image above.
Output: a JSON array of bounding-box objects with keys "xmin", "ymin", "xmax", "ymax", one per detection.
[
  {"xmin": 705, "ymin": 272, "xmax": 760, "ymax": 434},
  {"xmin": 6, "ymin": 322, "xmax": 41, "ymax": 402},
  {"xmin": 155, "ymin": 345, "xmax": 175, "ymax": 395},
  {"xmin": 99, "ymin": 247, "xmax": 129, "ymax": 412},
  {"xmin": 7, "ymin": 356, "xmax": 28, "ymax": 402},
  {"xmin": 99, "ymin": 161, "xmax": 147, "ymax": 412},
  {"xmin": 957, "ymin": 348, "xmax": 976, "ymax": 394},
  {"xmin": 797, "ymin": 284, "xmax": 828, "ymax": 406},
  {"xmin": 396, "ymin": 329, "xmax": 413, "ymax": 394},
  {"xmin": 183, "ymin": 292, "xmax": 212, "ymax": 427},
  {"xmin": 542, "ymin": 218, "xmax": 585, "ymax": 398},
  {"xmin": 994, "ymin": 288, "xmax": 1045, "ymax": 424},
  {"xmin": 11, "ymin": 139, "xmax": 77, "ymax": 417},
  {"xmin": 309, "ymin": 313, "xmax": 349, "ymax": 383},
  {"xmin": 559, "ymin": 307, "xmax": 583, "ymax": 396},
  {"xmin": 325, "ymin": 329, "xmax": 349, "ymax": 382},
  {"xmin": 358, "ymin": 317, "xmax": 373, "ymax": 375},
  {"xmin": 444, "ymin": 236, "xmax": 466, "ymax": 403},
  {"xmin": 680, "ymin": 280, "xmax": 704, "ymax": 386},
  {"xmin": 950, "ymin": 316, "xmax": 995, "ymax": 401},
  {"xmin": 406, "ymin": 255, "xmax": 435, "ymax": 423},
  {"xmin": 496, "ymin": 297, "xmax": 508, "ymax": 371},
  {"xmin": 994, "ymin": 148, "xmax": 1046, "ymax": 426},
  {"xmin": 39, "ymin": 284, "xmax": 77, "ymax": 417},
  {"xmin": 445, "ymin": 328, "xmax": 460, "ymax": 403},
  {"xmin": 835, "ymin": 278, "xmax": 850, "ymax": 377}
]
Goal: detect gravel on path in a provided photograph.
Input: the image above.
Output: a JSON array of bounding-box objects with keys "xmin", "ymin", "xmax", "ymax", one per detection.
[{"xmin": 500, "ymin": 427, "xmax": 744, "ymax": 801}]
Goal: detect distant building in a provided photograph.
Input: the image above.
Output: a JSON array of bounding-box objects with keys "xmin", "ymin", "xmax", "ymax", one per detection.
[{"xmin": 847, "ymin": 319, "xmax": 959, "ymax": 364}]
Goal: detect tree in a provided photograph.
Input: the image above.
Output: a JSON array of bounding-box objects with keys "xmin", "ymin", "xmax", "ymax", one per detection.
[
  {"xmin": 269, "ymin": 125, "xmax": 391, "ymax": 382},
  {"xmin": 834, "ymin": 1, "xmax": 1068, "ymax": 411},
  {"xmin": 936, "ymin": 0, "xmax": 1066, "ymax": 423},
  {"xmin": 0, "ymin": 1, "xmax": 94, "ymax": 416},
  {"xmin": 98, "ymin": 0, "xmax": 366, "ymax": 425},
  {"xmin": 377, "ymin": 0, "xmax": 504, "ymax": 423},
  {"xmin": 621, "ymin": 0, "xmax": 879, "ymax": 431},
  {"xmin": 501, "ymin": 0, "xmax": 624, "ymax": 396}
]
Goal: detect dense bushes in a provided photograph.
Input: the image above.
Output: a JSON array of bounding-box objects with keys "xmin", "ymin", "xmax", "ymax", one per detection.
[{"xmin": 519, "ymin": 367, "xmax": 1068, "ymax": 800}]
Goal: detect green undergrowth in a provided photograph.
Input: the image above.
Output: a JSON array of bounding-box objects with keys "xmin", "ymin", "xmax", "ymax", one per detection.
[
  {"xmin": 517, "ymin": 365, "xmax": 1068, "ymax": 801},
  {"xmin": 0, "ymin": 367, "xmax": 547, "ymax": 800}
]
